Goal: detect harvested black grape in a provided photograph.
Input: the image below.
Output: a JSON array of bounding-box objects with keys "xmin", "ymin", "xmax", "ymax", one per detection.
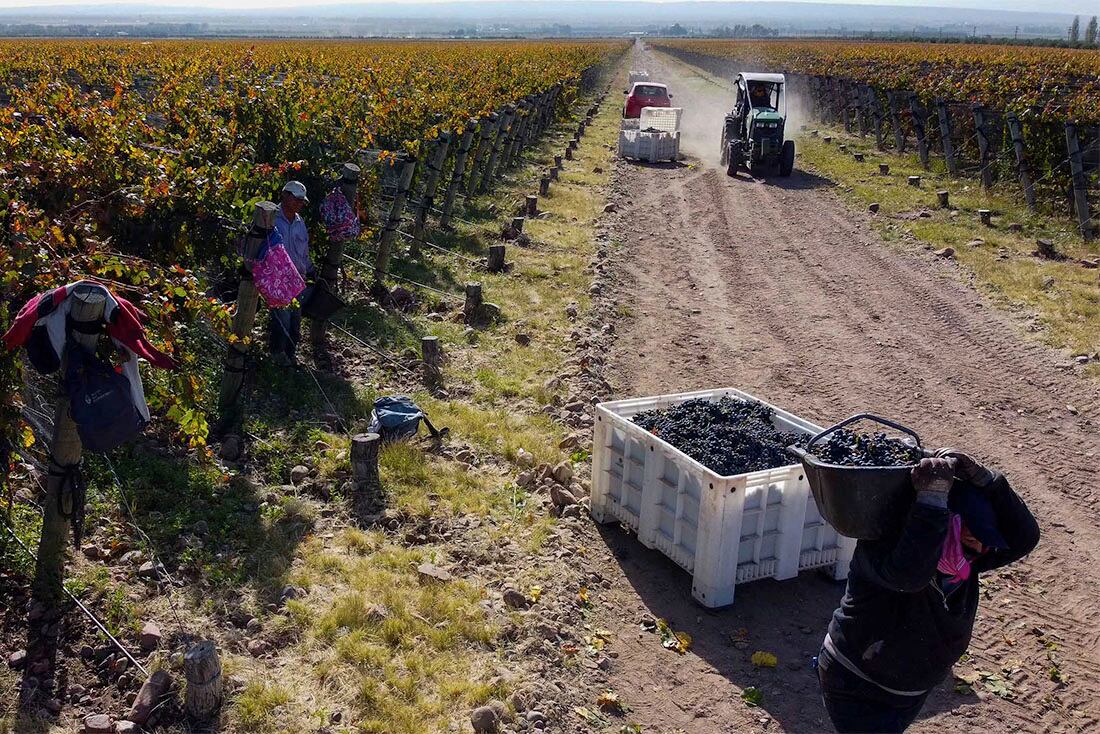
[
  {"xmin": 632, "ymin": 397, "xmax": 807, "ymax": 476},
  {"xmin": 811, "ymin": 428, "xmax": 922, "ymax": 467}
]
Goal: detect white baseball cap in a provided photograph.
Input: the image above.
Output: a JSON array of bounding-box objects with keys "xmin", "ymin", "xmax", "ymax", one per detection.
[{"xmin": 282, "ymin": 180, "xmax": 309, "ymax": 203}]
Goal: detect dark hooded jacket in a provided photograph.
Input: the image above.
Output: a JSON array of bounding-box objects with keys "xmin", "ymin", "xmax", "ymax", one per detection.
[{"xmin": 826, "ymin": 472, "xmax": 1039, "ymax": 693}]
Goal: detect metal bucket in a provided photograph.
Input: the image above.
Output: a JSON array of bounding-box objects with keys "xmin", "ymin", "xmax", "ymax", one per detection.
[
  {"xmin": 301, "ymin": 282, "xmax": 345, "ymax": 321},
  {"xmin": 788, "ymin": 414, "xmax": 921, "ymax": 541}
]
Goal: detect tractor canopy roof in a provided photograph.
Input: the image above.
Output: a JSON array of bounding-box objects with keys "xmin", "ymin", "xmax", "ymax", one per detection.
[{"xmin": 737, "ymin": 72, "xmax": 786, "ymax": 85}]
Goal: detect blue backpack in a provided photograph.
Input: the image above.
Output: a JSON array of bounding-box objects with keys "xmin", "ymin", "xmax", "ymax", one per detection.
[
  {"xmin": 368, "ymin": 395, "xmax": 441, "ymax": 442},
  {"xmin": 64, "ymin": 345, "xmax": 147, "ymax": 454}
]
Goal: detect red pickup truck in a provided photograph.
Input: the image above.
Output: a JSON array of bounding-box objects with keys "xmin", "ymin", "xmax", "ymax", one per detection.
[{"xmin": 623, "ymin": 82, "xmax": 672, "ymax": 119}]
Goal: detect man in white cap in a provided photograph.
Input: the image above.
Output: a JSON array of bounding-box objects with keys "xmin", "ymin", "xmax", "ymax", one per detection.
[{"xmin": 269, "ymin": 180, "xmax": 313, "ymax": 364}]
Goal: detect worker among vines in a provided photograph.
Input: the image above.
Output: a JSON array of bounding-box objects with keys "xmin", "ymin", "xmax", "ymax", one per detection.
[
  {"xmin": 817, "ymin": 451, "xmax": 1039, "ymax": 733},
  {"xmin": 269, "ymin": 180, "xmax": 312, "ymax": 365}
]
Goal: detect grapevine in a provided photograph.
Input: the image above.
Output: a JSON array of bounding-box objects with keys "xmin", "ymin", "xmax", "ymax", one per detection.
[{"xmin": 0, "ymin": 39, "xmax": 625, "ymax": 452}]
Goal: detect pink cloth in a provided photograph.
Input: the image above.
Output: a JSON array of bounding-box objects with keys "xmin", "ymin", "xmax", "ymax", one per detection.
[
  {"xmin": 320, "ymin": 188, "xmax": 360, "ymax": 242},
  {"xmin": 938, "ymin": 513, "xmax": 972, "ymax": 584},
  {"xmin": 253, "ymin": 240, "xmax": 306, "ymax": 308}
]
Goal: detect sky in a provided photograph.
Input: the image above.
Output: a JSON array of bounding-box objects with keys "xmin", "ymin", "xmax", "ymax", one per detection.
[{"xmin": 0, "ymin": 0, "xmax": 1089, "ymax": 17}]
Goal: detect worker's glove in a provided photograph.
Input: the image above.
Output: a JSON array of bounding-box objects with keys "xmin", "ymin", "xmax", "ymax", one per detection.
[
  {"xmin": 935, "ymin": 448, "xmax": 996, "ymax": 489},
  {"xmin": 911, "ymin": 457, "xmax": 956, "ymax": 507}
]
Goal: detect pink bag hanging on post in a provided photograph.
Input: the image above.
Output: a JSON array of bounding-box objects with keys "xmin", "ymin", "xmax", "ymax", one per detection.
[{"xmin": 252, "ymin": 230, "xmax": 306, "ymax": 308}]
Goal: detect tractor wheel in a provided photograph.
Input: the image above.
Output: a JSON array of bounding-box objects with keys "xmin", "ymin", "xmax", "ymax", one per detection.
[
  {"xmin": 725, "ymin": 143, "xmax": 741, "ymax": 177},
  {"xmin": 779, "ymin": 140, "xmax": 796, "ymax": 177}
]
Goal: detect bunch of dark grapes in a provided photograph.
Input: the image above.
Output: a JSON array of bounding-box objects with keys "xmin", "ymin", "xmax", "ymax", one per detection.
[
  {"xmin": 632, "ymin": 397, "xmax": 808, "ymax": 476},
  {"xmin": 812, "ymin": 428, "xmax": 922, "ymax": 467}
]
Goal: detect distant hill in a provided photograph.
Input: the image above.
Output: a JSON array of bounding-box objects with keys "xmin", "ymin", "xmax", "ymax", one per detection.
[{"xmin": 0, "ymin": 1, "xmax": 1075, "ymax": 39}]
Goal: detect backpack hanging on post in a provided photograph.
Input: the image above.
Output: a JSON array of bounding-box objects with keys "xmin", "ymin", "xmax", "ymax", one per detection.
[
  {"xmin": 64, "ymin": 344, "xmax": 147, "ymax": 454},
  {"xmin": 368, "ymin": 395, "xmax": 443, "ymax": 442}
]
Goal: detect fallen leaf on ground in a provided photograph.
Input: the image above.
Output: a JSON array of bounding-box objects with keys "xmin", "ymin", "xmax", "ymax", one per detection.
[{"xmin": 751, "ymin": 651, "xmax": 778, "ymax": 668}]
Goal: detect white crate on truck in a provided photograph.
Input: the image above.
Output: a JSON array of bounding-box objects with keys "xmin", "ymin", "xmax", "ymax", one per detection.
[
  {"xmin": 638, "ymin": 106, "xmax": 682, "ymax": 133},
  {"xmin": 628, "ymin": 70, "xmax": 650, "ymax": 84},
  {"xmin": 590, "ymin": 388, "xmax": 856, "ymax": 608}
]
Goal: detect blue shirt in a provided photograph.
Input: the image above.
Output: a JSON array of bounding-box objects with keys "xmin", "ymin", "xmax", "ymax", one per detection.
[{"xmin": 275, "ymin": 207, "xmax": 312, "ymax": 276}]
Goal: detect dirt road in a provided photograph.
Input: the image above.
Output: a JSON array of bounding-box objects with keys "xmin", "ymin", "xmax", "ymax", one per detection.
[{"xmin": 585, "ymin": 44, "xmax": 1100, "ymax": 734}]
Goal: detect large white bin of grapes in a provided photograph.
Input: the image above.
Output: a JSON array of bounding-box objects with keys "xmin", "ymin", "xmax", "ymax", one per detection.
[{"xmin": 590, "ymin": 387, "xmax": 856, "ymax": 608}]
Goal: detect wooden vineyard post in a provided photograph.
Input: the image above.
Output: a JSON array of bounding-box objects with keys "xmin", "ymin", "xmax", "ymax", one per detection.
[
  {"xmin": 840, "ymin": 80, "xmax": 853, "ymax": 134},
  {"xmin": 504, "ymin": 101, "xmax": 529, "ymax": 168},
  {"xmin": 1066, "ymin": 122, "xmax": 1095, "ymax": 240},
  {"xmin": 351, "ymin": 433, "xmax": 382, "ymax": 512},
  {"xmin": 973, "ymin": 105, "xmax": 993, "ymax": 190},
  {"xmin": 463, "ymin": 282, "xmax": 484, "ymax": 323},
  {"xmin": 909, "ymin": 94, "xmax": 930, "ymax": 170},
  {"xmin": 539, "ymin": 175, "xmax": 550, "ymax": 196},
  {"xmin": 887, "ymin": 91, "xmax": 905, "ymax": 152},
  {"xmin": 421, "ymin": 336, "xmax": 442, "ymax": 390},
  {"xmin": 869, "ymin": 88, "xmax": 886, "ymax": 150},
  {"xmin": 412, "ymin": 133, "xmax": 452, "ymax": 248},
  {"xmin": 481, "ymin": 106, "xmax": 515, "ymax": 190},
  {"xmin": 184, "ymin": 640, "xmax": 223, "ymax": 722},
  {"xmin": 311, "ymin": 163, "xmax": 360, "ymax": 348},
  {"xmin": 935, "ymin": 99, "xmax": 958, "ymax": 175},
  {"xmin": 1005, "ymin": 113, "xmax": 1036, "ymax": 211},
  {"xmin": 487, "ymin": 244, "xmax": 506, "ymax": 273},
  {"xmin": 375, "ymin": 155, "xmax": 418, "ymax": 290},
  {"xmin": 525, "ymin": 195, "xmax": 538, "ymax": 217},
  {"xmin": 217, "ymin": 201, "xmax": 279, "ymax": 423},
  {"xmin": 29, "ymin": 285, "xmax": 105, "ymax": 663},
  {"xmin": 467, "ymin": 112, "xmax": 499, "ymax": 196},
  {"xmin": 440, "ymin": 120, "xmax": 477, "ymax": 229}
]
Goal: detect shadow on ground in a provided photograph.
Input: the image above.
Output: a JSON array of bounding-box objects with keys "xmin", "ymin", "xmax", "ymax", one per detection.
[{"xmin": 597, "ymin": 524, "xmax": 976, "ymax": 732}]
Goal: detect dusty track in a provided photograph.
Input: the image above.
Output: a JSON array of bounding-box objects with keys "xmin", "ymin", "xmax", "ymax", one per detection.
[{"xmin": 586, "ymin": 44, "xmax": 1100, "ymax": 734}]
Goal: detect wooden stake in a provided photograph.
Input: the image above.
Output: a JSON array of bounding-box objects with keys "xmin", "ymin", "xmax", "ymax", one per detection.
[
  {"xmin": 217, "ymin": 201, "xmax": 278, "ymax": 422},
  {"xmin": 539, "ymin": 175, "xmax": 550, "ymax": 196},
  {"xmin": 31, "ymin": 285, "xmax": 105, "ymax": 627},
  {"xmin": 887, "ymin": 90, "xmax": 905, "ymax": 151},
  {"xmin": 1005, "ymin": 113, "xmax": 1036, "ymax": 211},
  {"xmin": 973, "ymin": 105, "xmax": 993, "ymax": 190},
  {"xmin": 487, "ymin": 244, "xmax": 506, "ymax": 273},
  {"xmin": 879, "ymin": 163, "xmax": 890, "ymax": 175},
  {"xmin": 375, "ymin": 155, "xmax": 418, "ymax": 287},
  {"xmin": 440, "ymin": 120, "xmax": 477, "ymax": 229},
  {"xmin": 467, "ymin": 112, "xmax": 499, "ymax": 196},
  {"xmin": 463, "ymin": 282, "xmax": 484, "ymax": 323},
  {"xmin": 869, "ymin": 87, "xmax": 886, "ymax": 150},
  {"xmin": 549, "ymin": 166, "xmax": 559, "ymax": 181},
  {"xmin": 979, "ymin": 209, "xmax": 992, "ymax": 226},
  {"xmin": 412, "ymin": 133, "xmax": 451, "ymax": 247},
  {"xmin": 564, "ymin": 145, "xmax": 573, "ymax": 160},
  {"xmin": 421, "ymin": 336, "xmax": 442, "ymax": 389},
  {"xmin": 351, "ymin": 433, "xmax": 382, "ymax": 510},
  {"xmin": 511, "ymin": 216, "xmax": 525, "ymax": 234},
  {"xmin": 184, "ymin": 640, "xmax": 223, "ymax": 722},
  {"xmin": 937, "ymin": 190, "xmax": 950, "ymax": 208},
  {"xmin": 935, "ymin": 99, "xmax": 958, "ymax": 175},
  {"xmin": 525, "ymin": 195, "xmax": 538, "ymax": 217},
  {"xmin": 909, "ymin": 93, "xmax": 930, "ymax": 170},
  {"xmin": 481, "ymin": 106, "xmax": 515, "ymax": 192},
  {"xmin": 553, "ymin": 154, "xmax": 563, "ymax": 170},
  {"xmin": 1065, "ymin": 122, "xmax": 1093, "ymax": 240},
  {"xmin": 908, "ymin": 175, "xmax": 921, "ymax": 187}
]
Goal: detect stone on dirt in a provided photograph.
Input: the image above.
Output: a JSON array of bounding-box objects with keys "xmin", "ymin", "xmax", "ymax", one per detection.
[
  {"xmin": 116, "ymin": 722, "xmax": 139, "ymax": 734},
  {"xmin": 933, "ymin": 247, "xmax": 955, "ymax": 259},
  {"xmin": 471, "ymin": 703, "xmax": 500, "ymax": 733},
  {"xmin": 417, "ymin": 563, "xmax": 452, "ymax": 583},
  {"xmin": 516, "ymin": 448, "xmax": 535, "ymax": 468},
  {"xmin": 218, "ymin": 434, "xmax": 242, "ymax": 461},
  {"xmin": 139, "ymin": 622, "xmax": 162, "ymax": 652},
  {"xmin": 290, "ymin": 465, "xmax": 310, "ymax": 485},
  {"xmin": 129, "ymin": 670, "xmax": 171, "ymax": 725},
  {"xmin": 552, "ymin": 461, "xmax": 573, "ymax": 485},
  {"xmin": 83, "ymin": 714, "xmax": 114, "ymax": 734},
  {"xmin": 7, "ymin": 650, "xmax": 26, "ymax": 669},
  {"xmin": 503, "ymin": 588, "xmax": 530, "ymax": 610},
  {"xmin": 550, "ymin": 484, "xmax": 579, "ymax": 509}
]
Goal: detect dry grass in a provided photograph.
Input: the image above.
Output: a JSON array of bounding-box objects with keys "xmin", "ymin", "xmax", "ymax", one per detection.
[
  {"xmin": 797, "ymin": 134, "xmax": 1100, "ymax": 371},
  {"xmin": 211, "ymin": 90, "xmax": 619, "ymax": 733}
]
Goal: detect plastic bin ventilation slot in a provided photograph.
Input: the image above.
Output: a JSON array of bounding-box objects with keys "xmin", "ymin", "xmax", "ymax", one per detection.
[{"xmin": 590, "ymin": 388, "xmax": 856, "ymax": 608}]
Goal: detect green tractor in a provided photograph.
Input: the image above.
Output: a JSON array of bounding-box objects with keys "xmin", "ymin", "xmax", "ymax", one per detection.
[{"xmin": 720, "ymin": 72, "xmax": 795, "ymax": 178}]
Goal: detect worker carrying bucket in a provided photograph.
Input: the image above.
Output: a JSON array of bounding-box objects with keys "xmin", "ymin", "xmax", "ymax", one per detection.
[{"xmin": 790, "ymin": 415, "xmax": 1040, "ymax": 733}]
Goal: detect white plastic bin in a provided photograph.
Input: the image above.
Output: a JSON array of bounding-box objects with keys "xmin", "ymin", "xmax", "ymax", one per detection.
[
  {"xmin": 590, "ymin": 387, "xmax": 856, "ymax": 608},
  {"xmin": 618, "ymin": 130, "xmax": 680, "ymax": 162},
  {"xmin": 628, "ymin": 70, "xmax": 650, "ymax": 85},
  {"xmin": 638, "ymin": 106, "xmax": 682, "ymax": 133}
]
